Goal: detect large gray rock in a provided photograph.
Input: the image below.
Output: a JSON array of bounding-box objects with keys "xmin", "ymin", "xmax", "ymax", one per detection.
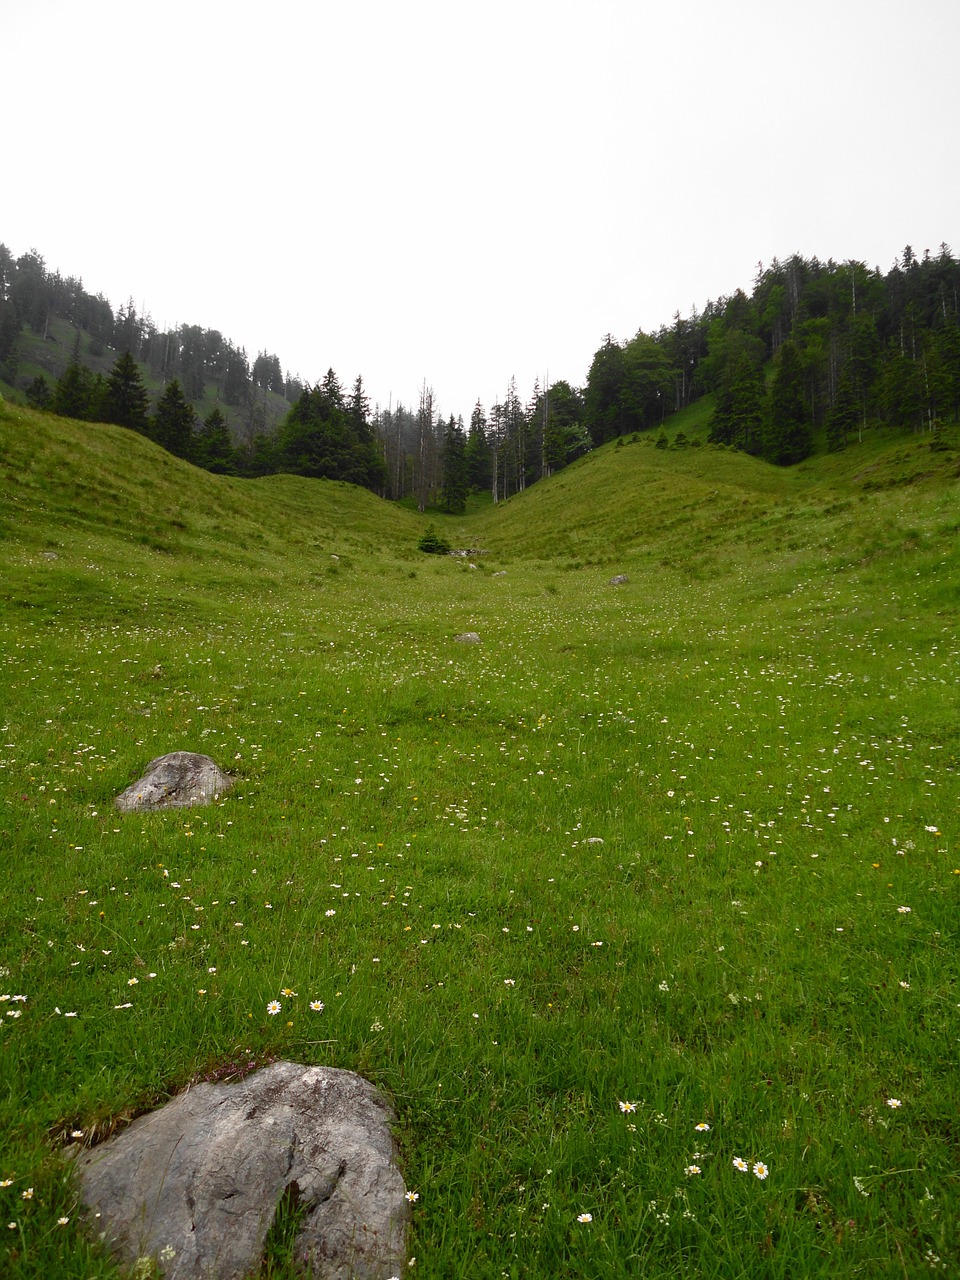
[
  {"xmin": 115, "ymin": 752, "xmax": 232, "ymax": 812},
  {"xmin": 75, "ymin": 1061, "xmax": 408, "ymax": 1280}
]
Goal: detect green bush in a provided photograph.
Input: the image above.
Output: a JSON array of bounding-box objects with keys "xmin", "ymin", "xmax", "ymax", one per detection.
[{"xmin": 418, "ymin": 524, "xmax": 451, "ymax": 554}]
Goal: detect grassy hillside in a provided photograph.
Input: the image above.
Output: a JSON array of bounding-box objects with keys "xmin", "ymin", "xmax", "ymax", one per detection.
[
  {"xmin": 0, "ymin": 401, "xmax": 424, "ymax": 618},
  {"xmin": 1, "ymin": 403, "xmax": 958, "ymax": 1278},
  {"xmin": 468, "ymin": 420, "xmax": 960, "ymax": 573}
]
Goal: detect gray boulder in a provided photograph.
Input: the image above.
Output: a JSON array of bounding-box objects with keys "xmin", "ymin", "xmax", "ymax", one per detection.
[
  {"xmin": 115, "ymin": 752, "xmax": 232, "ymax": 812},
  {"xmin": 75, "ymin": 1061, "xmax": 408, "ymax": 1280},
  {"xmin": 454, "ymin": 632, "xmax": 481, "ymax": 644},
  {"xmin": 608, "ymin": 574, "xmax": 628, "ymax": 586}
]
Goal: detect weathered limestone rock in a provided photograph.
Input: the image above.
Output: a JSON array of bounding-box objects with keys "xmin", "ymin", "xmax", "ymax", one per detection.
[
  {"xmin": 608, "ymin": 574, "xmax": 628, "ymax": 585},
  {"xmin": 115, "ymin": 752, "xmax": 232, "ymax": 812},
  {"xmin": 75, "ymin": 1061, "xmax": 408, "ymax": 1280},
  {"xmin": 454, "ymin": 632, "xmax": 481, "ymax": 644}
]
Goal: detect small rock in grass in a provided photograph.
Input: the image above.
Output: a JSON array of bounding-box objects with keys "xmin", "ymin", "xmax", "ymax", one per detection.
[{"xmin": 115, "ymin": 751, "xmax": 232, "ymax": 812}]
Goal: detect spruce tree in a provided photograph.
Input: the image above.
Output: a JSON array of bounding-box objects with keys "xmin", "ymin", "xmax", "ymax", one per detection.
[
  {"xmin": 465, "ymin": 401, "xmax": 492, "ymax": 491},
  {"xmin": 275, "ymin": 377, "xmax": 385, "ymax": 491},
  {"xmin": 102, "ymin": 351, "xmax": 149, "ymax": 433},
  {"xmin": 0, "ymin": 297, "xmax": 19, "ymax": 374},
  {"xmin": 151, "ymin": 379, "xmax": 196, "ymax": 459},
  {"xmin": 25, "ymin": 373, "xmax": 51, "ymax": 409},
  {"xmin": 196, "ymin": 405, "xmax": 237, "ymax": 473},
  {"xmin": 826, "ymin": 374, "xmax": 857, "ymax": 451},
  {"xmin": 223, "ymin": 346, "xmax": 250, "ymax": 406},
  {"xmin": 52, "ymin": 362, "xmax": 100, "ymax": 420},
  {"xmin": 621, "ymin": 332, "xmax": 675, "ymax": 431},
  {"xmin": 347, "ymin": 375, "xmax": 373, "ymax": 441},
  {"xmin": 542, "ymin": 380, "xmax": 588, "ymax": 474},
  {"xmin": 584, "ymin": 336, "xmax": 627, "ymax": 445},
  {"xmin": 767, "ymin": 339, "xmax": 812, "ymax": 464},
  {"xmin": 709, "ymin": 352, "xmax": 765, "ymax": 452},
  {"xmin": 439, "ymin": 415, "xmax": 469, "ymax": 513}
]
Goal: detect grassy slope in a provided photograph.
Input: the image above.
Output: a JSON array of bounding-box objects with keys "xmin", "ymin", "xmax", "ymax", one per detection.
[
  {"xmin": 470, "ymin": 424, "xmax": 960, "ymax": 572},
  {"xmin": 1, "ymin": 402, "xmax": 959, "ymax": 1278},
  {"xmin": 0, "ymin": 401, "xmax": 422, "ymax": 611}
]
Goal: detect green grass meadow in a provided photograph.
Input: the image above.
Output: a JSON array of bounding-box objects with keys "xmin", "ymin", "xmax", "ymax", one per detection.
[{"xmin": 1, "ymin": 400, "xmax": 959, "ymax": 1277}]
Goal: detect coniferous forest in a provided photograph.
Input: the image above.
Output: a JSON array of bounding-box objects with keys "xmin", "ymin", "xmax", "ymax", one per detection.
[{"xmin": 2, "ymin": 241, "xmax": 958, "ymax": 509}]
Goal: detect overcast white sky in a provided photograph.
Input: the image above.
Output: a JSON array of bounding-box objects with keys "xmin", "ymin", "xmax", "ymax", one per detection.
[{"xmin": 5, "ymin": 0, "xmax": 959, "ymax": 420}]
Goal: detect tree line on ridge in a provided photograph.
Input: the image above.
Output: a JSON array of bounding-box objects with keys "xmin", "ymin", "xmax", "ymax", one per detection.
[{"xmin": 2, "ymin": 241, "xmax": 958, "ymax": 511}]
